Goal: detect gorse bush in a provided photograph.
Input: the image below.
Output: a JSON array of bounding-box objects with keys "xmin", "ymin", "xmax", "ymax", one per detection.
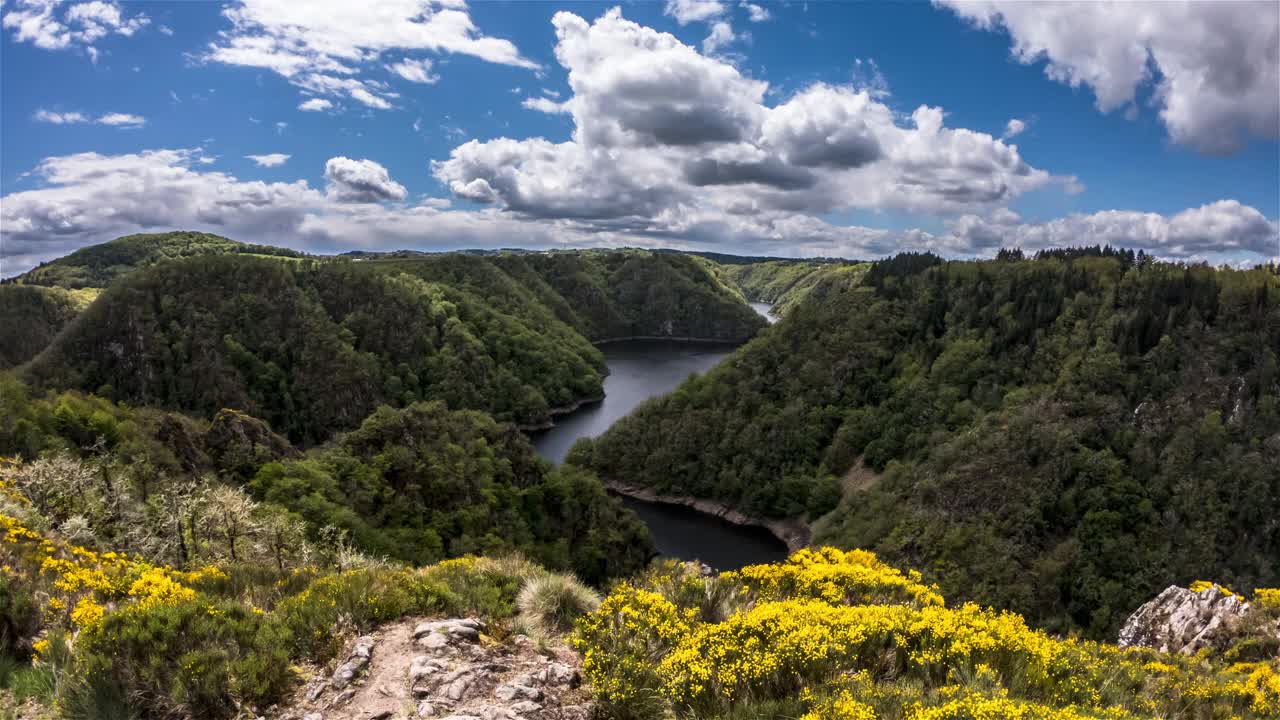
[
  {"xmin": 574, "ymin": 547, "xmax": 1280, "ymax": 719},
  {"xmin": 0, "ymin": 508, "xmax": 581, "ymax": 718},
  {"xmin": 69, "ymin": 599, "xmax": 292, "ymax": 720}
]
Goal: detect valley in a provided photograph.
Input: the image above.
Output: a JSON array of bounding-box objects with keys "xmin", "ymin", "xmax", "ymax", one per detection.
[{"xmin": 1, "ymin": 233, "xmax": 1276, "ymax": 719}]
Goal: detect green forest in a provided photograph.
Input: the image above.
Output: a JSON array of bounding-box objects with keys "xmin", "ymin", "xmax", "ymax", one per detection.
[
  {"xmin": 572, "ymin": 248, "xmax": 1280, "ymax": 637},
  {"xmin": 3, "ymin": 232, "xmax": 1278, "ymax": 718},
  {"xmin": 10, "ymin": 235, "xmax": 764, "ymax": 443}
]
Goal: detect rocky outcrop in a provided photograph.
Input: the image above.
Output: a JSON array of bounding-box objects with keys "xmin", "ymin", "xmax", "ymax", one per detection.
[
  {"xmin": 278, "ymin": 618, "xmax": 590, "ymax": 720},
  {"xmin": 1118, "ymin": 584, "xmax": 1251, "ymax": 654},
  {"xmin": 203, "ymin": 408, "xmax": 298, "ymax": 476}
]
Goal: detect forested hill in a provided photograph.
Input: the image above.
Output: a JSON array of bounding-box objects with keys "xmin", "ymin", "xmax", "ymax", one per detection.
[
  {"xmin": 10, "ymin": 230, "xmax": 306, "ymax": 290},
  {"xmin": 571, "ymin": 250, "xmax": 1280, "ymax": 637},
  {"xmin": 719, "ymin": 258, "xmax": 865, "ymax": 317},
  {"xmin": 0, "ymin": 285, "xmax": 97, "ymax": 370},
  {"xmin": 16, "ymin": 236, "xmax": 764, "ymax": 442}
]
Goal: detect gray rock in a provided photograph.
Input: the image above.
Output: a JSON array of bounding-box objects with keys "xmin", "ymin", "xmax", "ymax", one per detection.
[
  {"xmin": 537, "ymin": 662, "xmax": 577, "ymax": 686},
  {"xmin": 332, "ymin": 688, "xmax": 356, "ymax": 706},
  {"xmin": 331, "ymin": 636, "xmax": 375, "ymax": 689},
  {"xmin": 443, "ymin": 670, "xmax": 476, "ymax": 701},
  {"xmin": 303, "ymin": 714, "xmax": 323, "ymax": 720},
  {"xmin": 493, "ymin": 683, "xmax": 542, "ymax": 702},
  {"xmin": 1119, "ymin": 584, "xmax": 1251, "ymax": 653},
  {"xmin": 414, "ymin": 619, "xmax": 485, "ymax": 643}
]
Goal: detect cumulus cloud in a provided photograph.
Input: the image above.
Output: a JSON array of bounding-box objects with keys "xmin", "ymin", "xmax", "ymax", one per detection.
[
  {"xmin": 3, "ymin": 0, "xmax": 148, "ymax": 58},
  {"xmin": 386, "ymin": 57, "xmax": 438, "ymax": 83},
  {"xmin": 664, "ymin": 0, "xmax": 726, "ymax": 25},
  {"xmin": 937, "ymin": 0, "xmax": 1280, "ymax": 154},
  {"xmin": 33, "ymin": 108, "xmax": 145, "ymax": 126},
  {"xmin": 204, "ymin": 0, "xmax": 536, "ymax": 110},
  {"xmin": 433, "ymin": 7, "xmax": 1061, "ymax": 233},
  {"xmin": 945, "ymin": 200, "xmax": 1279, "ymax": 258},
  {"xmin": 246, "ymin": 153, "xmax": 291, "ymax": 167},
  {"xmin": 1002, "ymin": 118, "xmax": 1025, "ymax": 139},
  {"xmin": 323, "ymin": 156, "xmax": 408, "ymax": 203},
  {"xmin": 298, "ymin": 98, "xmax": 334, "ymax": 112},
  {"xmin": 1, "ymin": 148, "xmax": 1274, "ymax": 277}
]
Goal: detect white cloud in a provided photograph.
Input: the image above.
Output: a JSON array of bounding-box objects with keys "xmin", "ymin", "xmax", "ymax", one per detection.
[
  {"xmin": 386, "ymin": 57, "xmax": 439, "ymax": 83},
  {"xmin": 1, "ymin": 148, "xmax": 1273, "ymax": 278},
  {"xmin": 33, "ymin": 108, "xmax": 145, "ymax": 127},
  {"xmin": 702, "ymin": 20, "xmax": 736, "ymax": 54},
  {"xmin": 1002, "ymin": 118, "xmax": 1025, "ymax": 139},
  {"xmin": 433, "ymin": 7, "xmax": 1061, "ymax": 233},
  {"xmin": 945, "ymin": 200, "xmax": 1279, "ymax": 258},
  {"xmin": 298, "ymin": 97, "xmax": 334, "ymax": 112},
  {"xmin": 324, "ymin": 156, "xmax": 408, "ymax": 203},
  {"xmin": 96, "ymin": 112, "xmax": 145, "ymax": 127},
  {"xmin": 204, "ymin": 0, "xmax": 536, "ymax": 110},
  {"xmin": 3, "ymin": 0, "xmax": 148, "ymax": 58},
  {"xmin": 157, "ymin": 23, "xmax": 173, "ymax": 36},
  {"xmin": 937, "ymin": 0, "xmax": 1280, "ymax": 154},
  {"xmin": 664, "ymin": 0, "xmax": 726, "ymax": 25},
  {"xmin": 33, "ymin": 109, "xmax": 89, "ymax": 124},
  {"xmin": 742, "ymin": 2, "xmax": 770, "ymax": 23},
  {"xmin": 246, "ymin": 153, "xmax": 291, "ymax": 167},
  {"xmin": 521, "ymin": 96, "xmax": 569, "ymax": 114}
]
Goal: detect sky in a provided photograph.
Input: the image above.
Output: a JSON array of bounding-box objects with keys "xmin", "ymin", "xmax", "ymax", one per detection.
[{"xmin": 1, "ymin": 0, "xmax": 1278, "ymax": 277}]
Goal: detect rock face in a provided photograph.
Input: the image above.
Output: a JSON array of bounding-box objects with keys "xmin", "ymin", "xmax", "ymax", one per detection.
[
  {"xmin": 277, "ymin": 618, "xmax": 590, "ymax": 720},
  {"xmin": 1119, "ymin": 584, "xmax": 1251, "ymax": 654}
]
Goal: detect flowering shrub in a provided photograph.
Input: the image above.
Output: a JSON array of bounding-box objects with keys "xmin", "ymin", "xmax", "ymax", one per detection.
[
  {"xmin": 574, "ymin": 583, "xmax": 693, "ymax": 719},
  {"xmin": 725, "ymin": 547, "xmax": 944, "ymax": 608},
  {"xmin": 575, "ymin": 548, "xmax": 1280, "ymax": 719}
]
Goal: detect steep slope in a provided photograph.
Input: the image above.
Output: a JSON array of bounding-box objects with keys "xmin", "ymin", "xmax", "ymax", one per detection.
[
  {"xmin": 496, "ymin": 250, "xmax": 766, "ymax": 342},
  {"xmin": 720, "ymin": 258, "xmax": 863, "ymax": 316},
  {"xmin": 572, "ymin": 250, "xmax": 1280, "ymax": 637},
  {"xmin": 0, "ymin": 285, "xmax": 96, "ymax": 369},
  {"xmin": 21, "ymin": 246, "xmax": 766, "ymax": 442},
  {"xmin": 21, "ymin": 255, "xmax": 606, "ymax": 442}
]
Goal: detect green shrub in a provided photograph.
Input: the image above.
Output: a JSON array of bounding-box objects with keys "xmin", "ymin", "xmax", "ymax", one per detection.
[
  {"xmin": 272, "ymin": 568, "xmax": 457, "ymax": 661},
  {"xmin": 67, "ymin": 599, "xmax": 292, "ymax": 720},
  {"xmin": 0, "ymin": 574, "xmax": 38, "ymax": 657},
  {"xmin": 517, "ymin": 573, "xmax": 600, "ymax": 635}
]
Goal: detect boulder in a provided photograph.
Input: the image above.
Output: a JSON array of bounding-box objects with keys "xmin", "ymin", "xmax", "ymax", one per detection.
[{"xmin": 1118, "ymin": 584, "xmax": 1250, "ymax": 654}]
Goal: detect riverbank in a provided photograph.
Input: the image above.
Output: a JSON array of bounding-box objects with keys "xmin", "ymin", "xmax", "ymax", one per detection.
[
  {"xmin": 591, "ymin": 335, "xmax": 752, "ymax": 345},
  {"xmin": 605, "ymin": 480, "xmax": 811, "ymax": 552},
  {"xmin": 517, "ymin": 394, "xmax": 606, "ymax": 432}
]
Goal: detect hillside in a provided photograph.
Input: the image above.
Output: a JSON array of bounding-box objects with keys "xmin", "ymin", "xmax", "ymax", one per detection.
[
  {"xmin": 0, "ymin": 286, "xmax": 97, "ymax": 370},
  {"xmin": 0, "ymin": 379, "xmax": 652, "ymax": 582},
  {"xmin": 20, "ymin": 242, "xmax": 765, "ymax": 442},
  {"xmin": 11, "ymin": 231, "xmax": 306, "ymax": 290},
  {"xmin": 719, "ymin": 258, "xmax": 862, "ymax": 316},
  {"xmin": 571, "ymin": 250, "xmax": 1280, "ymax": 637}
]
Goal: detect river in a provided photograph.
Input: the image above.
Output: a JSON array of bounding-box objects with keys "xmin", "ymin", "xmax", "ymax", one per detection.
[{"xmin": 530, "ymin": 330, "xmax": 789, "ymax": 570}]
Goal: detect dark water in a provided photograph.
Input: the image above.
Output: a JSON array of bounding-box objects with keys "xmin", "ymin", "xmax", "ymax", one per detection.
[
  {"xmin": 749, "ymin": 301, "xmax": 779, "ymax": 324},
  {"xmin": 531, "ymin": 340, "xmax": 740, "ymax": 464},
  {"xmin": 616, "ymin": 495, "xmax": 789, "ymax": 570},
  {"xmin": 530, "ymin": 338, "xmax": 789, "ymax": 570}
]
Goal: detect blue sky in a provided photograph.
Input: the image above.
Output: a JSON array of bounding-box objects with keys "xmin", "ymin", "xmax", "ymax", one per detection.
[{"xmin": 2, "ymin": 0, "xmax": 1277, "ymax": 275}]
